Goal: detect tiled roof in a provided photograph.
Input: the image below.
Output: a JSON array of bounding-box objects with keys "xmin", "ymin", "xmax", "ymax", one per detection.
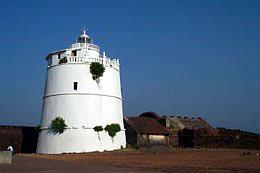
[
  {"xmin": 124, "ymin": 117, "xmax": 169, "ymax": 135},
  {"xmin": 165, "ymin": 116, "xmax": 212, "ymax": 130}
]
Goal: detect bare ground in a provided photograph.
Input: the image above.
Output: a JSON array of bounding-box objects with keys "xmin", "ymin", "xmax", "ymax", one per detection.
[{"xmin": 1, "ymin": 148, "xmax": 260, "ymax": 173}]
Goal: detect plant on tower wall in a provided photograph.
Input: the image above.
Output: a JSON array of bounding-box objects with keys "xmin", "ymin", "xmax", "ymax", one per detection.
[
  {"xmin": 90, "ymin": 62, "xmax": 105, "ymax": 80},
  {"xmin": 59, "ymin": 57, "xmax": 67, "ymax": 64},
  {"xmin": 104, "ymin": 123, "xmax": 121, "ymax": 142},
  {"xmin": 93, "ymin": 125, "xmax": 103, "ymax": 140},
  {"xmin": 50, "ymin": 117, "xmax": 67, "ymax": 134}
]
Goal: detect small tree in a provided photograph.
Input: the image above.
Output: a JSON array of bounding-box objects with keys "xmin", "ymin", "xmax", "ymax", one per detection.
[
  {"xmin": 93, "ymin": 126, "xmax": 103, "ymax": 140},
  {"xmin": 104, "ymin": 124, "xmax": 121, "ymax": 142},
  {"xmin": 59, "ymin": 57, "xmax": 67, "ymax": 64},
  {"xmin": 50, "ymin": 117, "xmax": 67, "ymax": 134},
  {"xmin": 90, "ymin": 62, "xmax": 105, "ymax": 80}
]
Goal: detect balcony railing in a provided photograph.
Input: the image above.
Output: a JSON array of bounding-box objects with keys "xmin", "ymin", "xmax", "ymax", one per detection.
[
  {"xmin": 59, "ymin": 56, "xmax": 120, "ymax": 70},
  {"xmin": 70, "ymin": 43, "xmax": 100, "ymax": 50},
  {"xmin": 67, "ymin": 56, "xmax": 84, "ymax": 63}
]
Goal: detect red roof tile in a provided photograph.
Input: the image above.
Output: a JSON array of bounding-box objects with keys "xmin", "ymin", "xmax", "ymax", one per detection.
[{"xmin": 125, "ymin": 117, "xmax": 169, "ymax": 135}]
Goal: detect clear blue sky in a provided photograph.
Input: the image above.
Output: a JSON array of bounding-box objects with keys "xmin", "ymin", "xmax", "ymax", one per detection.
[{"xmin": 0, "ymin": 0, "xmax": 259, "ymax": 133}]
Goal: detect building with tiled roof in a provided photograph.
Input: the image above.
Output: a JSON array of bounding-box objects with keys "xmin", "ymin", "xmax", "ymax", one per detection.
[
  {"xmin": 124, "ymin": 116, "xmax": 169, "ymax": 148},
  {"xmin": 158, "ymin": 115, "xmax": 213, "ymax": 147},
  {"xmin": 159, "ymin": 116, "xmax": 213, "ymax": 130}
]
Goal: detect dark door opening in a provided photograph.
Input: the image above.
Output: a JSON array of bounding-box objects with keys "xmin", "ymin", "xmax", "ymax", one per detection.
[{"xmin": 178, "ymin": 129, "xmax": 195, "ymax": 148}]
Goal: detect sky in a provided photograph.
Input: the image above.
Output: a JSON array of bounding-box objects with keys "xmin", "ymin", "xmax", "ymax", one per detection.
[{"xmin": 0, "ymin": 0, "xmax": 259, "ymax": 133}]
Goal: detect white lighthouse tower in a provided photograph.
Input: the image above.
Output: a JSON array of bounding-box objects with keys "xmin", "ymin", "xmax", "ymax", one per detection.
[{"xmin": 37, "ymin": 30, "xmax": 126, "ymax": 154}]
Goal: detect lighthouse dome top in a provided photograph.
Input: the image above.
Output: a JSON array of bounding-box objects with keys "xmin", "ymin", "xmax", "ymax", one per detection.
[
  {"xmin": 77, "ymin": 29, "xmax": 92, "ymax": 44},
  {"xmin": 80, "ymin": 30, "xmax": 89, "ymax": 38}
]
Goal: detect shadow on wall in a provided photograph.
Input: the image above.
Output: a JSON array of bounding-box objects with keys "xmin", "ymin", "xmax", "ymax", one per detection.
[
  {"xmin": 21, "ymin": 127, "xmax": 39, "ymax": 153},
  {"xmin": 0, "ymin": 126, "xmax": 39, "ymax": 153}
]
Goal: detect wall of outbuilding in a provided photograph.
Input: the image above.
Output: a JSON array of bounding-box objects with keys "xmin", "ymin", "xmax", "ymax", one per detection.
[
  {"xmin": 194, "ymin": 128, "xmax": 260, "ymax": 149},
  {"xmin": 177, "ymin": 128, "xmax": 260, "ymax": 149},
  {"xmin": 0, "ymin": 126, "xmax": 38, "ymax": 153},
  {"xmin": 137, "ymin": 134, "xmax": 169, "ymax": 147},
  {"xmin": 124, "ymin": 121, "xmax": 137, "ymax": 147}
]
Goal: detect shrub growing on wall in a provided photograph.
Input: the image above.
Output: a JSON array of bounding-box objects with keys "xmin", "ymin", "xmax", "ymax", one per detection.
[
  {"xmin": 93, "ymin": 126, "xmax": 103, "ymax": 140},
  {"xmin": 90, "ymin": 62, "xmax": 105, "ymax": 80},
  {"xmin": 50, "ymin": 117, "xmax": 67, "ymax": 134},
  {"xmin": 59, "ymin": 57, "xmax": 67, "ymax": 64},
  {"xmin": 94, "ymin": 126, "xmax": 103, "ymax": 132},
  {"xmin": 104, "ymin": 124, "xmax": 121, "ymax": 141}
]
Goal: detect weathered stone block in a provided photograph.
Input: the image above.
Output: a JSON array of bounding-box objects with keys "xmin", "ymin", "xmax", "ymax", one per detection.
[{"xmin": 0, "ymin": 151, "xmax": 12, "ymax": 164}]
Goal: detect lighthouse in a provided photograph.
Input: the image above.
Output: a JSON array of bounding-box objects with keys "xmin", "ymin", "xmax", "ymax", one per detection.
[{"xmin": 36, "ymin": 30, "xmax": 126, "ymax": 154}]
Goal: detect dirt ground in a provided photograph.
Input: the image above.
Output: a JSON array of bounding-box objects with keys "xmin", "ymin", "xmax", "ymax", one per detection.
[{"xmin": 1, "ymin": 148, "xmax": 260, "ymax": 173}]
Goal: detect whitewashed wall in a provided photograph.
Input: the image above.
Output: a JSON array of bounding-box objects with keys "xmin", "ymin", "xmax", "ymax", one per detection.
[{"xmin": 37, "ymin": 63, "xmax": 126, "ymax": 154}]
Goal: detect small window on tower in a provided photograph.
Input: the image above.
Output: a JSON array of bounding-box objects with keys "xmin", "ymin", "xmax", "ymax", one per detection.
[
  {"xmin": 58, "ymin": 54, "xmax": 61, "ymax": 59},
  {"xmin": 73, "ymin": 82, "xmax": 78, "ymax": 90},
  {"xmin": 72, "ymin": 50, "xmax": 77, "ymax": 56}
]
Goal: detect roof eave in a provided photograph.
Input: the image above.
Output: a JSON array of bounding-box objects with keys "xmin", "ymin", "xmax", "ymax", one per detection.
[{"xmin": 45, "ymin": 49, "xmax": 68, "ymax": 60}]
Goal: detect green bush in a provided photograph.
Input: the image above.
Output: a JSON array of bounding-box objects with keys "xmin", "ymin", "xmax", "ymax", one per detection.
[
  {"xmin": 59, "ymin": 57, "xmax": 67, "ymax": 64},
  {"xmin": 50, "ymin": 117, "xmax": 67, "ymax": 134},
  {"xmin": 94, "ymin": 126, "xmax": 103, "ymax": 140},
  {"xmin": 104, "ymin": 124, "xmax": 121, "ymax": 139},
  {"xmin": 90, "ymin": 62, "xmax": 105, "ymax": 80},
  {"xmin": 94, "ymin": 126, "xmax": 103, "ymax": 132}
]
